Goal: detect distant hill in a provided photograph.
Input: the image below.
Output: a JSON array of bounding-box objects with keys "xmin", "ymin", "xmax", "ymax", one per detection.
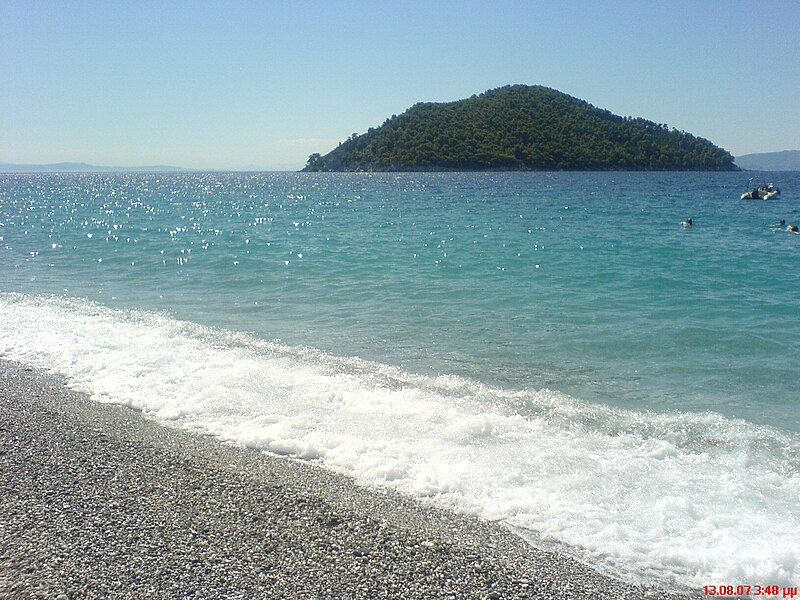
[
  {"xmin": 303, "ymin": 85, "xmax": 738, "ymax": 172},
  {"xmin": 735, "ymin": 150, "xmax": 800, "ymax": 171},
  {"xmin": 0, "ymin": 162, "xmax": 190, "ymax": 173}
]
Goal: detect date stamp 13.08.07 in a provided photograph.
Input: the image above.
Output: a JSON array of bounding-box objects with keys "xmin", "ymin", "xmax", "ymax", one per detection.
[{"xmin": 703, "ymin": 584, "xmax": 798, "ymax": 598}]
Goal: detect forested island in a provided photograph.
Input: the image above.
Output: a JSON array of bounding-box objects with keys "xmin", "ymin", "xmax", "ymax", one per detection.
[{"xmin": 303, "ymin": 85, "xmax": 737, "ymax": 172}]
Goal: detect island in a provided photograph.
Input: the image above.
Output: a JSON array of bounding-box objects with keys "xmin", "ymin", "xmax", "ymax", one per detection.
[{"xmin": 302, "ymin": 85, "xmax": 738, "ymax": 172}]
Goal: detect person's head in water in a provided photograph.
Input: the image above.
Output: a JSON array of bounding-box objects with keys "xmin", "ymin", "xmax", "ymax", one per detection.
[
  {"xmin": 682, "ymin": 217, "xmax": 693, "ymax": 227},
  {"xmin": 788, "ymin": 224, "xmax": 799, "ymax": 233}
]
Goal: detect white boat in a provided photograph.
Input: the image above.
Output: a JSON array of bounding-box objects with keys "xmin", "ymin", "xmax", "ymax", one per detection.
[{"xmin": 741, "ymin": 177, "xmax": 780, "ymax": 200}]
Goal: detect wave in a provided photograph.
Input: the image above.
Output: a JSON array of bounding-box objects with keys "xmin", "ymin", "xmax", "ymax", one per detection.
[{"xmin": 1, "ymin": 292, "xmax": 798, "ymax": 589}]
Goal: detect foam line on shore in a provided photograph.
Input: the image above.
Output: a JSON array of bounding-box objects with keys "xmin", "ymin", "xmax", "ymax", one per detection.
[
  {"xmin": 2, "ymin": 293, "xmax": 798, "ymax": 590},
  {"xmin": 0, "ymin": 360, "xmax": 699, "ymax": 598}
]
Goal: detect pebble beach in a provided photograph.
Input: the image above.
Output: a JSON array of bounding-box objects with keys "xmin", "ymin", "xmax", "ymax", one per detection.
[{"xmin": 0, "ymin": 360, "xmax": 700, "ymax": 599}]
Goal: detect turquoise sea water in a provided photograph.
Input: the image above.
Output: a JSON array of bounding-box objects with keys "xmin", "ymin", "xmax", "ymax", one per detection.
[{"xmin": 1, "ymin": 172, "xmax": 798, "ymax": 590}]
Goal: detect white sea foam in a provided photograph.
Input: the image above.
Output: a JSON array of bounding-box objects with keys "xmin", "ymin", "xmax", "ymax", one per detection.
[{"xmin": 1, "ymin": 292, "xmax": 798, "ymax": 589}]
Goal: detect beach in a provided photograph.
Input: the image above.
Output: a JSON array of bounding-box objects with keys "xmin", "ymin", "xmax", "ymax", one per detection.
[
  {"xmin": 3, "ymin": 173, "xmax": 799, "ymax": 590},
  {"xmin": 0, "ymin": 360, "xmax": 700, "ymax": 599}
]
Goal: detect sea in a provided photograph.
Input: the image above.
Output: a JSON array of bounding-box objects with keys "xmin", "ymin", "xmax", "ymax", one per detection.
[{"xmin": 1, "ymin": 171, "xmax": 798, "ymax": 592}]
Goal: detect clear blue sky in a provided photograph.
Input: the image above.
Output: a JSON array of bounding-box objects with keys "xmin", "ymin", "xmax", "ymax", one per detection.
[{"xmin": 2, "ymin": 0, "xmax": 798, "ymax": 170}]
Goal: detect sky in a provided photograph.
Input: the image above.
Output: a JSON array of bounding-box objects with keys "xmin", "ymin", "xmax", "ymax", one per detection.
[{"xmin": 1, "ymin": 0, "xmax": 798, "ymax": 170}]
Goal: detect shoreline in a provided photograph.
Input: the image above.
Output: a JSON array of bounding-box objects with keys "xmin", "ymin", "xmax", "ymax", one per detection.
[{"xmin": 0, "ymin": 360, "xmax": 700, "ymax": 598}]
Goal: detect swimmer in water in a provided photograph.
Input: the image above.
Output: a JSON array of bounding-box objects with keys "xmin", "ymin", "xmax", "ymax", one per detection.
[
  {"xmin": 788, "ymin": 224, "xmax": 799, "ymax": 234},
  {"xmin": 770, "ymin": 220, "xmax": 790, "ymax": 232},
  {"xmin": 681, "ymin": 217, "xmax": 693, "ymax": 227}
]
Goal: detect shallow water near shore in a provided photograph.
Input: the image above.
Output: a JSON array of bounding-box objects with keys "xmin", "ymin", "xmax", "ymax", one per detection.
[{"xmin": 1, "ymin": 171, "xmax": 799, "ymax": 590}]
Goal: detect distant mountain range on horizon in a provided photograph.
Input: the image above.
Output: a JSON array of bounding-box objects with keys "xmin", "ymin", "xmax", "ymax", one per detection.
[
  {"xmin": 2, "ymin": 149, "xmax": 798, "ymax": 174},
  {"xmin": 0, "ymin": 161, "xmax": 192, "ymax": 173},
  {"xmin": 734, "ymin": 150, "xmax": 800, "ymax": 171}
]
